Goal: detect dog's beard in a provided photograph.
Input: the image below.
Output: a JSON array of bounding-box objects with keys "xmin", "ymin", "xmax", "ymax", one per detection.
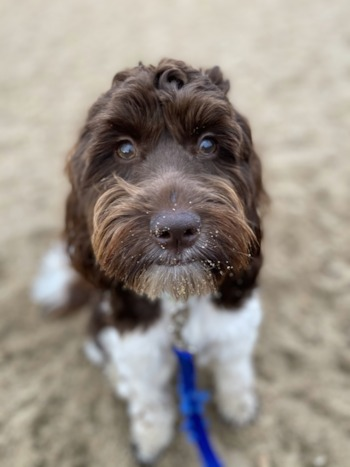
[
  {"xmin": 92, "ymin": 220, "xmax": 219, "ymax": 301},
  {"xmin": 134, "ymin": 263, "xmax": 216, "ymax": 301},
  {"xmin": 92, "ymin": 176, "xmax": 256, "ymax": 301}
]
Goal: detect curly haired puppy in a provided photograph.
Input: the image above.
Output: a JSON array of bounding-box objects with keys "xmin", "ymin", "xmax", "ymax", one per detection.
[{"xmin": 33, "ymin": 59, "xmax": 265, "ymax": 464}]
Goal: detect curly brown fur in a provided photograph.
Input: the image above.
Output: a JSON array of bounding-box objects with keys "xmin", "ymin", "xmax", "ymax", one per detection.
[{"xmin": 65, "ymin": 58, "xmax": 264, "ymax": 316}]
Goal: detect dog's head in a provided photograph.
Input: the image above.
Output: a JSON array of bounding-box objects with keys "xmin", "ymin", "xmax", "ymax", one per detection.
[{"xmin": 66, "ymin": 59, "xmax": 263, "ymax": 301}]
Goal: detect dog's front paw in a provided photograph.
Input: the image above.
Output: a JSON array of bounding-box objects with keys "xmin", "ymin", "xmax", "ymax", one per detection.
[
  {"xmin": 130, "ymin": 402, "xmax": 175, "ymax": 464},
  {"xmin": 216, "ymin": 387, "xmax": 258, "ymax": 426}
]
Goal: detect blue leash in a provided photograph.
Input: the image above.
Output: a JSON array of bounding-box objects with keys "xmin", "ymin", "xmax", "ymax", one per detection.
[{"xmin": 173, "ymin": 347, "xmax": 224, "ymax": 467}]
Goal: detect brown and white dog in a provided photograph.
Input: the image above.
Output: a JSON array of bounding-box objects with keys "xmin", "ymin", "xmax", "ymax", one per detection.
[{"xmin": 33, "ymin": 59, "xmax": 265, "ymax": 464}]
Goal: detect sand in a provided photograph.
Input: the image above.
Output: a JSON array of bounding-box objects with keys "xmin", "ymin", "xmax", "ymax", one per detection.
[{"xmin": 1, "ymin": 0, "xmax": 349, "ymax": 465}]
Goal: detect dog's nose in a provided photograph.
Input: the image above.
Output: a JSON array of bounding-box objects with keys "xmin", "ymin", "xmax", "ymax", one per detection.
[{"xmin": 150, "ymin": 211, "xmax": 201, "ymax": 250}]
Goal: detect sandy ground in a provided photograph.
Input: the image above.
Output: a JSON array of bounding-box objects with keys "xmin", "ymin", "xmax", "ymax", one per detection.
[{"xmin": 1, "ymin": 0, "xmax": 350, "ymax": 466}]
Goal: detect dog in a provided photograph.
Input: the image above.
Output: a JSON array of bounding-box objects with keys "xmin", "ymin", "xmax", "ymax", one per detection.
[{"xmin": 32, "ymin": 58, "xmax": 265, "ymax": 464}]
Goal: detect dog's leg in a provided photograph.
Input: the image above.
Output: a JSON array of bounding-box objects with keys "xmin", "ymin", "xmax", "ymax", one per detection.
[
  {"xmin": 184, "ymin": 291, "xmax": 262, "ymax": 426},
  {"xmin": 31, "ymin": 241, "xmax": 93, "ymax": 316},
  {"xmin": 86, "ymin": 295, "xmax": 176, "ymax": 464}
]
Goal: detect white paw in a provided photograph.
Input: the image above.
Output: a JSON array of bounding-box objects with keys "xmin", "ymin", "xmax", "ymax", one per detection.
[
  {"xmin": 31, "ymin": 242, "xmax": 77, "ymax": 313},
  {"xmin": 216, "ymin": 387, "xmax": 258, "ymax": 426},
  {"xmin": 130, "ymin": 401, "xmax": 175, "ymax": 464}
]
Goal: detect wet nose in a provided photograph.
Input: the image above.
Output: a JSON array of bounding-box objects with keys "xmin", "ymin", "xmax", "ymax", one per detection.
[{"xmin": 150, "ymin": 211, "xmax": 201, "ymax": 250}]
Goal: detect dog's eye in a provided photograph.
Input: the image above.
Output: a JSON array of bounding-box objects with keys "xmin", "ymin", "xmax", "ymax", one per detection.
[
  {"xmin": 116, "ymin": 140, "xmax": 136, "ymax": 160},
  {"xmin": 198, "ymin": 137, "xmax": 217, "ymax": 156}
]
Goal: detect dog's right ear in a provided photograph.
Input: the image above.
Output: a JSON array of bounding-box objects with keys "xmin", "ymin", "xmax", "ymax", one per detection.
[
  {"xmin": 205, "ymin": 66, "xmax": 230, "ymax": 95},
  {"xmin": 65, "ymin": 134, "xmax": 109, "ymax": 288},
  {"xmin": 65, "ymin": 186, "xmax": 108, "ymax": 287}
]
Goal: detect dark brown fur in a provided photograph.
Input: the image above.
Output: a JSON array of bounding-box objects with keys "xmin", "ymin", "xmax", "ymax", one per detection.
[{"xmin": 64, "ymin": 59, "xmax": 265, "ymax": 330}]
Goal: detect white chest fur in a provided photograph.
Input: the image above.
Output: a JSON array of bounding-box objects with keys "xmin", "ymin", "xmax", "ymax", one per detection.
[
  {"xmin": 85, "ymin": 290, "xmax": 262, "ymax": 463},
  {"xmin": 161, "ymin": 291, "xmax": 262, "ymax": 365}
]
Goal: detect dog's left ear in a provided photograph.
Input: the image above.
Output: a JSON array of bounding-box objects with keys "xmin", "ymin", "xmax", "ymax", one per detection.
[{"xmin": 205, "ymin": 66, "xmax": 230, "ymax": 95}]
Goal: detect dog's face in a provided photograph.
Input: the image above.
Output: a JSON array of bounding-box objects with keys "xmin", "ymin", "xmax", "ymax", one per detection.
[{"xmin": 66, "ymin": 59, "xmax": 263, "ymax": 301}]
